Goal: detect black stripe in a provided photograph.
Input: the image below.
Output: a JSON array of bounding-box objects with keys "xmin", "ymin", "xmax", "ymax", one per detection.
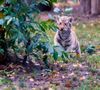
[
  {"xmin": 58, "ymin": 31, "xmax": 63, "ymax": 40},
  {"xmin": 65, "ymin": 38, "xmax": 71, "ymax": 43},
  {"xmin": 58, "ymin": 29, "xmax": 71, "ymax": 40},
  {"xmin": 64, "ymin": 43, "xmax": 71, "ymax": 49}
]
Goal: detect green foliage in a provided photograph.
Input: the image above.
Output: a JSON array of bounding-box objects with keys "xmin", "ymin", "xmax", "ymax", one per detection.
[
  {"xmin": 40, "ymin": 20, "xmax": 58, "ymax": 32},
  {"xmin": 86, "ymin": 44, "xmax": 96, "ymax": 55},
  {"xmin": 61, "ymin": 51, "xmax": 69, "ymax": 62},
  {"xmin": 87, "ymin": 55, "xmax": 100, "ymax": 64},
  {"xmin": 53, "ymin": 48, "xmax": 58, "ymax": 61},
  {"xmin": 0, "ymin": 0, "xmax": 70, "ymax": 66},
  {"xmin": 52, "ymin": 46, "xmax": 70, "ymax": 63},
  {"xmin": 78, "ymin": 77, "xmax": 100, "ymax": 90},
  {"xmin": 0, "ymin": 48, "xmax": 4, "ymax": 54},
  {"xmin": 0, "ymin": 0, "xmax": 58, "ymax": 64},
  {"xmin": 0, "ymin": 0, "xmax": 4, "ymax": 5},
  {"xmin": 0, "ymin": 77, "xmax": 12, "ymax": 85},
  {"xmin": 51, "ymin": 0, "xmax": 58, "ymax": 3},
  {"xmin": 78, "ymin": 82, "xmax": 90, "ymax": 90}
]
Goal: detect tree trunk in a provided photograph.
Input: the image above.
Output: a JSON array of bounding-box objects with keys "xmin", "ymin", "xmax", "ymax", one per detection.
[
  {"xmin": 80, "ymin": 0, "xmax": 91, "ymax": 14},
  {"xmin": 96, "ymin": 0, "xmax": 100, "ymax": 14},
  {"xmin": 91, "ymin": 0, "xmax": 98, "ymax": 15},
  {"xmin": 80, "ymin": 0, "xmax": 100, "ymax": 15},
  {"xmin": 86, "ymin": 0, "xmax": 91, "ymax": 14}
]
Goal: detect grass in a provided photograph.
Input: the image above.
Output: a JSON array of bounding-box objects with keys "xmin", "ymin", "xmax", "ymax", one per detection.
[
  {"xmin": 75, "ymin": 21, "xmax": 100, "ymax": 70},
  {"xmin": 75, "ymin": 22, "xmax": 100, "ymax": 46}
]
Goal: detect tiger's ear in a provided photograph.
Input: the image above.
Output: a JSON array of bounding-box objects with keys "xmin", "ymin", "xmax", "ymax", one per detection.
[
  {"xmin": 69, "ymin": 17, "xmax": 73, "ymax": 23},
  {"xmin": 53, "ymin": 15, "xmax": 60, "ymax": 22},
  {"xmin": 68, "ymin": 17, "xmax": 73, "ymax": 28}
]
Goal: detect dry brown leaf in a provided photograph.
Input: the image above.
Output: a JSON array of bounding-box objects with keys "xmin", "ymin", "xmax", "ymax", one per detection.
[
  {"xmin": 29, "ymin": 78, "xmax": 34, "ymax": 82},
  {"xmin": 65, "ymin": 80, "xmax": 72, "ymax": 88},
  {"xmin": 68, "ymin": 72, "xmax": 75, "ymax": 76},
  {"xmin": 79, "ymin": 76, "xmax": 86, "ymax": 81}
]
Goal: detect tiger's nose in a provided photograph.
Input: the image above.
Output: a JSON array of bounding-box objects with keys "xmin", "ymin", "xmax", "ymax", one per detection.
[{"xmin": 60, "ymin": 28, "xmax": 64, "ymax": 31}]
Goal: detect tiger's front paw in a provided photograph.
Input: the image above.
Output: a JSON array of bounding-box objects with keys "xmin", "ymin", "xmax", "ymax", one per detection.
[{"xmin": 76, "ymin": 53, "xmax": 81, "ymax": 58}]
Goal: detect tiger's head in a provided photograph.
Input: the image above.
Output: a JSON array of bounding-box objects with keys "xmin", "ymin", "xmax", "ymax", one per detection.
[{"xmin": 55, "ymin": 16, "xmax": 73, "ymax": 31}]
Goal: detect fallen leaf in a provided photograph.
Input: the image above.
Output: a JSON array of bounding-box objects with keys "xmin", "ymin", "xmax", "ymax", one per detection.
[
  {"xmin": 62, "ymin": 75, "xmax": 65, "ymax": 79},
  {"xmin": 10, "ymin": 76, "xmax": 15, "ymax": 80},
  {"xmin": 83, "ymin": 24, "xmax": 86, "ymax": 28},
  {"xmin": 29, "ymin": 78, "xmax": 34, "ymax": 82},
  {"xmin": 49, "ymin": 87, "xmax": 53, "ymax": 90},
  {"xmin": 78, "ymin": 63, "xmax": 82, "ymax": 68},
  {"xmin": 65, "ymin": 80, "xmax": 72, "ymax": 88},
  {"xmin": 79, "ymin": 76, "xmax": 86, "ymax": 81},
  {"xmin": 90, "ymin": 23, "xmax": 94, "ymax": 27},
  {"xmin": 68, "ymin": 72, "xmax": 75, "ymax": 76},
  {"xmin": 73, "ymin": 64, "xmax": 78, "ymax": 67}
]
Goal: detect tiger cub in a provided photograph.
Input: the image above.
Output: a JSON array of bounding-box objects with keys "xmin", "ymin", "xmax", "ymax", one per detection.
[{"xmin": 54, "ymin": 16, "xmax": 81, "ymax": 57}]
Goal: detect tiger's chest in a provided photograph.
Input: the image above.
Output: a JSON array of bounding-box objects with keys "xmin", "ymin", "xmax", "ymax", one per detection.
[
  {"xmin": 58, "ymin": 29, "xmax": 71, "ymax": 40},
  {"xmin": 57, "ymin": 30, "xmax": 72, "ymax": 49}
]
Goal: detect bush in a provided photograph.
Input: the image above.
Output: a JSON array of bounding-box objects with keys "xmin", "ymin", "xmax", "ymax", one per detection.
[{"xmin": 0, "ymin": 0, "xmax": 57, "ymax": 65}]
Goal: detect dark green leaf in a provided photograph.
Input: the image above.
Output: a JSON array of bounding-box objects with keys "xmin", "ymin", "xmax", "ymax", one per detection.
[
  {"xmin": 0, "ymin": 48, "xmax": 4, "ymax": 55},
  {"xmin": 27, "ymin": 42, "xmax": 34, "ymax": 53},
  {"xmin": 51, "ymin": 0, "xmax": 57, "ymax": 3},
  {"xmin": 61, "ymin": 51, "xmax": 69, "ymax": 61},
  {"xmin": 53, "ymin": 49, "xmax": 58, "ymax": 61},
  {"xmin": 0, "ymin": 0, "xmax": 4, "ymax": 5}
]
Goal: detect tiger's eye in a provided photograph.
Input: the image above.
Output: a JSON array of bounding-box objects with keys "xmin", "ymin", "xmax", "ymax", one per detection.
[
  {"xmin": 65, "ymin": 23, "xmax": 67, "ymax": 25},
  {"xmin": 59, "ymin": 22, "xmax": 62, "ymax": 25}
]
